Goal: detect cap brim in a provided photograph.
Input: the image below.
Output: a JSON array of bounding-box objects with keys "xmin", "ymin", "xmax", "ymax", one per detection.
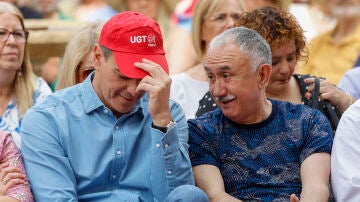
[{"xmin": 113, "ymin": 51, "xmax": 169, "ymax": 79}]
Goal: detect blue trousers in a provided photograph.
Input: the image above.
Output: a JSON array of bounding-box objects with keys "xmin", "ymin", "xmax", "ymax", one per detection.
[{"xmin": 164, "ymin": 185, "xmax": 209, "ymax": 202}]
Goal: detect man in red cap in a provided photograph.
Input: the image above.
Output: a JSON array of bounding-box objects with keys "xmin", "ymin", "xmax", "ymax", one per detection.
[{"xmin": 20, "ymin": 11, "xmax": 208, "ymax": 202}]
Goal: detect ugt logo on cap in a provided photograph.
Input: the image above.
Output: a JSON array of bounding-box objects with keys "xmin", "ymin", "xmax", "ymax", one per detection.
[{"xmin": 130, "ymin": 35, "xmax": 156, "ymax": 47}]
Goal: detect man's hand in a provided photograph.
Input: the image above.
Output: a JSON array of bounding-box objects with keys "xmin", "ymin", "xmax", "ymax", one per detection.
[
  {"xmin": 135, "ymin": 58, "xmax": 172, "ymax": 127},
  {"xmin": 290, "ymin": 194, "xmax": 300, "ymax": 202}
]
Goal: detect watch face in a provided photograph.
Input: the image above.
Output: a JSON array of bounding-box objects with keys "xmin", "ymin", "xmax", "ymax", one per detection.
[{"xmin": 166, "ymin": 120, "xmax": 176, "ymax": 129}]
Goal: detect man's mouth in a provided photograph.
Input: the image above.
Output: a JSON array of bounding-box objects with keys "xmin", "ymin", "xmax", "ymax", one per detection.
[{"xmin": 215, "ymin": 95, "xmax": 236, "ymax": 104}]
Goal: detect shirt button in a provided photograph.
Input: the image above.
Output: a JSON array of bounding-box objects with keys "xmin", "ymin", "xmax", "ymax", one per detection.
[
  {"xmin": 116, "ymin": 150, "xmax": 121, "ymax": 155},
  {"xmin": 167, "ymin": 170, "xmax": 172, "ymax": 175},
  {"xmin": 115, "ymin": 126, "xmax": 119, "ymax": 130},
  {"xmin": 164, "ymin": 144, "xmax": 169, "ymax": 148},
  {"xmin": 155, "ymin": 143, "xmax": 160, "ymax": 148},
  {"xmin": 113, "ymin": 175, "xmax": 116, "ymax": 179},
  {"xmin": 103, "ymin": 109, "xmax": 108, "ymax": 113}
]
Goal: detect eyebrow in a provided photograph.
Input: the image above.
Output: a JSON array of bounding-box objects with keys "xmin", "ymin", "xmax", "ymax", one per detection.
[{"xmin": 204, "ymin": 65, "xmax": 231, "ymax": 72}]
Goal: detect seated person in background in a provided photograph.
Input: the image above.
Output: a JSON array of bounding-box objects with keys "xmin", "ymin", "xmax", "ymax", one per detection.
[
  {"xmin": 58, "ymin": 0, "xmax": 117, "ymax": 22},
  {"xmin": 188, "ymin": 27, "xmax": 333, "ymax": 201},
  {"xmin": 170, "ymin": 0, "xmax": 246, "ymax": 119},
  {"xmin": 297, "ymin": 0, "xmax": 360, "ymax": 85},
  {"xmin": 243, "ymin": 0, "xmax": 291, "ymax": 11},
  {"xmin": 0, "ymin": 0, "xmax": 42, "ymax": 19},
  {"xmin": 27, "ymin": 0, "xmax": 73, "ymax": 90},
  {"xmin": 28, "ymin": 0, "xmax": 71, "ymax": 19},
  {"xmin": 331, "ymin": 99, "xmax": 360, "ymax": 201},
  {"xmin": 56, "ymin": 22, "xmax": 103, "ymax": 90},
  {"xmin": 0, "ymin": 130, "xmax": 33, "ymax": 202},
  {"xmin": 0, "ymin": 2, "xmax": 52, "ymax": 148},
  {"xmin": 338, "ymin": 67, "xmax": 360, "ymax": 100},
  {"xmin": 196, "ymin": 6, "xmax": 355, "ymax": 131},
  {"xmin": 20, "ymin": 11, "xmax": 208, "ymax": 202}
]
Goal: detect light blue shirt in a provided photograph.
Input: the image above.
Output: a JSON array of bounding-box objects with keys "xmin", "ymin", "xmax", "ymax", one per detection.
[{"xmin": 20, "ymin": 74, "xmax": 194, "ymax": 201}]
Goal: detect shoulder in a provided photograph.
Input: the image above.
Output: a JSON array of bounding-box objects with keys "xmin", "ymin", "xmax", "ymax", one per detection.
[
  {"xmin": 309, "ymin": 29, "xmax": 333, "ymax": 44},
  {"xmin": 33, "ymin": 77, "xmax": 52, "ymax": 93},
  {"xmin": 171, "ymin": 73, "xmax": 189, "ymax": 86},
  {"xmin": 32, "ymin": 84, "xmax": 81, "ymax": 111},
  {"xmin": 188, "ymin": 109, "xmax": 223, "ymax": 130},
  {"xmin": 272, "ymin": 99, "xmax": 322, "ymax": 120},
  {"xmin": 32, "ymin": 77, "xmax": 52, "ymax": 104},
  {"xmin": 344, "ymin": 67, "xmax": 360, "ymax": 77}
]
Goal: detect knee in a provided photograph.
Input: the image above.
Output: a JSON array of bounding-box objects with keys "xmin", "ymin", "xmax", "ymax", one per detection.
[{"xmin": 165, "ymin": 185, "xmax": 209, "ymax": 202}]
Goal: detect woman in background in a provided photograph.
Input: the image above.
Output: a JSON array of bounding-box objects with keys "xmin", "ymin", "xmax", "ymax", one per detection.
[
  {"xmin": 298, "ymin": 0, "xmax": 360, "ymax": 84},
  {"xmin": 56, "ymin": 22, "xmax": 103, "ymax": 90},
  {"xmin": 0, "ymin": 130, "xmax": 33, "ymax": 202},
  {"xmin": 0, "ymin": 2, "xmax": 51, "ymax": 148}
]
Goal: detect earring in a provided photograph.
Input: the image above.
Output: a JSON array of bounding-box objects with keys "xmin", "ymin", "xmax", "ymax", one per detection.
[{"xmin": 18, "ymin": 69, "xmax": 22, "ymax": 77}]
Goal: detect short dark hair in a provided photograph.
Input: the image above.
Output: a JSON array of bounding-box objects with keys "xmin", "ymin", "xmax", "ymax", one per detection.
[{"xmin": 99, "ymin": 45, "xmax": 113, "ymax": 61}]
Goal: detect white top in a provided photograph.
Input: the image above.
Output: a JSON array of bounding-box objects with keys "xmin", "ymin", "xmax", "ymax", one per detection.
[
  {"xmin": 331, "ymin": 99, "xmax": 360, "ymax": 202},
  {"xmin": 289, "ymin": 3, "xmax": 335, "ymax": 41},
  {"xmin": 170, "ymin": 73, "xmax": 208, "ymax": 119},
  {"xmin": 0, "ymin": 77, "xmax": 52, "ymax": 148}
]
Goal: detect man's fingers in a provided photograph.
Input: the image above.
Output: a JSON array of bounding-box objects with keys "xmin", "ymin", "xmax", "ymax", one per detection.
[{"xmin": 134, "ymin": 58, "xmax": 166, "ymax": 78}]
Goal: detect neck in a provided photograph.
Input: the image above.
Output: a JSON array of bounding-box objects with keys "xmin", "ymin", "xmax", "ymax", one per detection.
[
  {"xmin": 0, "ymin": 70, "xmax": 16, "ymax": 95},
  {"xmin": 266, "ymin": 76, "xmax": 302, "ymax": 104},
  {"xmin": 233, "ymin": 95, "xmax": 272, "ymax": 125},
  {"xmin": 260, "ymin": 98, "xmax": 272, "ymax": 121}
]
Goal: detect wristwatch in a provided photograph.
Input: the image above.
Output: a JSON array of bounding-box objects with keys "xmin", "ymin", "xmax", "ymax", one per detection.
[{"xmin": 152, "ymin": 120, "xmax": 176, "ymax": 133}]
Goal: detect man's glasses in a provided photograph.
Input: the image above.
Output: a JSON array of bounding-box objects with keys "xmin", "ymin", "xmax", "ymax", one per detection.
[
  {"xmin": 208, "ymin": 12, "xmax": 242, "ymax": 24},
  {"xmin": 0, "ymin": 28, "xmax": 29, "ymax": 44}
]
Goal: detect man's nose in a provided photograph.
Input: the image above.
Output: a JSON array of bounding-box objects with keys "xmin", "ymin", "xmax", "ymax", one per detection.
[
  {"xmin": 127, "ymin": 79, "xmax": 141, "ymax": 97},
  {"xmin": 212, "ymin": 79, "xmax": 226, "ymax": 97}
]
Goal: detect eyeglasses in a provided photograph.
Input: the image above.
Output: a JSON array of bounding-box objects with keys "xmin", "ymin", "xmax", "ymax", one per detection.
[
  {"xmin": 208, "ymin": 12, "xmax": 242, "ymax": 24},
  {"xmin": 0, "ymin": 28, "xmax": 29, "ymax": 44}
]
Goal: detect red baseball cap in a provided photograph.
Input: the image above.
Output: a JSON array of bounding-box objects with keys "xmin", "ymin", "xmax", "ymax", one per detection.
[{"xmin": 98, "ymin": 11, "xmax": 169, "ymax": 78}]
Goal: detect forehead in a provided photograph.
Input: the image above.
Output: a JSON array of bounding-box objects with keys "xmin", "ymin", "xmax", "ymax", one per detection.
[
  {"xmin": 271, "ymin": 41, "xmax": 296, "ymax": 56},
  {"xmin": 208, "ymin": 0, "xmax": 242, "ymax": 14},
  {"xmin": 204, "ymin": 44, "xmax": 248, "ymax": 71},
  {"xmin": 0, "ymin": 13, "xmax": 22, "ymax": 28}
]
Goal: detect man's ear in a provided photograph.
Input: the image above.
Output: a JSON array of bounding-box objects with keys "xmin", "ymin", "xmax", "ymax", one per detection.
[
  {"xmin": 257, "ymin": 64, "xmax": 272, "ymax": 89},
  {"xmin": 93, "ymin": 44, "xmax": 102, "ymax": 70}
]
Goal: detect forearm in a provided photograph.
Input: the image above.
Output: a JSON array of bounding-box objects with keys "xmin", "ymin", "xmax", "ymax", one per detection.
[
  {"xmin": 209, "ymin": 192, "xmax": 242, "ymax": 202},
  {"xmin": 300, "ymin": 184, "xmax": 329, "ymax": 202},
  {"xmin": 338, "ymin": 92, "xmax": 355, "ymax": 112},
  {"xmin": 300, "ymin": 153, "xmax": 331, "ymax": 202},
  {"xmin": 162, "ymin": 126, "xmax": 194, "ymax": 186},
  {"xmin": 0, "ymin": 196, "xmax": 21, "ymax": 202}
]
